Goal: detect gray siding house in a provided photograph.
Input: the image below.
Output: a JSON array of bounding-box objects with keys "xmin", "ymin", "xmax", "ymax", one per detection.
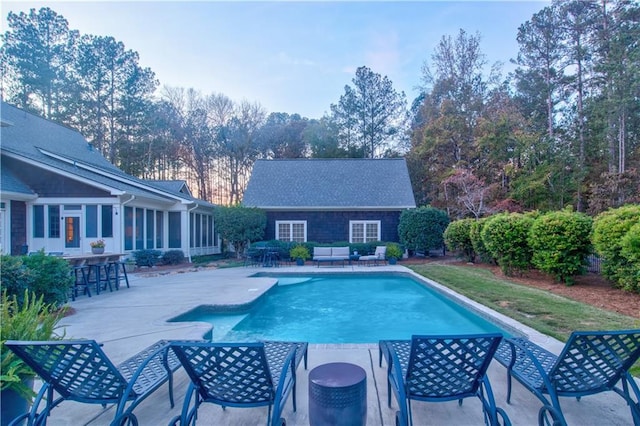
[
  {"xmin": 0, "ymin": 102, "xmax": 219, "ymax": 258},
  {"xmin": 242, "ymin": 158, "xmax": 416, "ymax": 243}
]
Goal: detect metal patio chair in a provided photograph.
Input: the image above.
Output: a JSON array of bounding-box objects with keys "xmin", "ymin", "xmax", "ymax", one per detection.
[
  {"xmin": 379, "ymin": 333, "xmax": 510, "ymax": 426},
  {"xmin": 4, "ymin": 339, "xmax": 181, "ymax": 426},
  {"xmin": 493, "ymin": 329, "xmax": 640, "ymax": 426},
  {"xmin": 168, "ymin": 340, "xmax": 308, "ymax": 426}
]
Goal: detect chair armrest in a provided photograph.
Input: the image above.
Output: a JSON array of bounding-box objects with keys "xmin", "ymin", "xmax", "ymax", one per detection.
[
  {"xmin": 271, "ymin": 347, "xmax": 297, "ymax": 425},
  {"xmin": 501, "ymin": 338, "xmax": 558, "ymax": 392}
]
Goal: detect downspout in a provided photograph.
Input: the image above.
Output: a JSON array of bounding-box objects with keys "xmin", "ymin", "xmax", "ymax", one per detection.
[
  {"xmin": 186, "ymin": 203, "xmax": 198, "ymax": 264},
  {"xmin": 120, "ymin": 195, "xmax": 135, "ymax": 254}
]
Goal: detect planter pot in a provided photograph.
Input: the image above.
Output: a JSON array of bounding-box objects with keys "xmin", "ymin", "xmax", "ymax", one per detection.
[
  {"xmin": 1, "ymin": 378, "xmax": 33, "ymax": 426},
  {"xmin": 389, "ymin": 258, "xmax": 397, "ymax": 265},
  {"xmin": 124, "ymin": 263, "xmax": 135, "ymax": 273},
  {"xmin": 91, "ymin": 247, "xmax": 105, "ymax": 254},
  {"xmin": 296, "ymin": 258, "xmax": 305, "ymax": 266}
]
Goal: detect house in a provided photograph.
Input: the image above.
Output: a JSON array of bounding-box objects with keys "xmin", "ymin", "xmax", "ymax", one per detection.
[
  {"xmin": 242, "ymin": 158, "xmax": 416, "ymax": 243},
  {"xmin": 0, "ymin": 102, "xmax": 219, "ymax": 259}
]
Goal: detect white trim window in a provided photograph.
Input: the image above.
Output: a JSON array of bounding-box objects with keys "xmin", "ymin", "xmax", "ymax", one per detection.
[
  {"xmin": 276, "ymin": 221, "xmax": 307, "ymax": 242},
  {"xmin": 349, "ymin": 220, "xmax": 381, "ymax": 243}
]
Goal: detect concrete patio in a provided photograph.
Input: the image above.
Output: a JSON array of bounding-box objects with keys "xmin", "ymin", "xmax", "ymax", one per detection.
[{"xmin": 35, "ymin": 264, "xmax": 636, "ymax": 425}]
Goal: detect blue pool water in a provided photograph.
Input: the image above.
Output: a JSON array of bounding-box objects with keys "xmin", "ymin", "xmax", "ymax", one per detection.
[{"xmin": 171, "ymin": 274, "xmax": 510, "ymax": 343}]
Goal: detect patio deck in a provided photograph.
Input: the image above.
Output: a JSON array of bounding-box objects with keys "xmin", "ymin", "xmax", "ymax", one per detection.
[{"xmin": 39, "ymin": 264, "xmax": 636, "ymax": 425}]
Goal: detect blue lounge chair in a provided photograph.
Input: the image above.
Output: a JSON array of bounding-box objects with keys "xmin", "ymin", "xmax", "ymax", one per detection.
[
  {"xmin": 494, "ymin": 329, "xmax": 640, "ymax": 426},
  {"xmin": 379, "ymin": 333, "xmax": 510, "ymax": 426},
  {"xmin": 168, "ymin": 340, "xmax": 308, "ymax": 426},
  {"xmin": 4, "ymin": 339, "xmax": 181, "ymax": 426}
]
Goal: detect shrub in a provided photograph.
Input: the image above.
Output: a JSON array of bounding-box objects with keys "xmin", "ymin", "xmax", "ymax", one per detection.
[
  {"xmin": 289, "ymin": 245, "xmax": 310, "ymax": 260},
  {"xmin": 592, "ymin": 204, "xmax": 640, "ymax": 290},
  {"xmin": 469, "ymin": 218, "xmax": 493, "ymax": 264},
  {"xmin": 444, "ymin": 219, "xmax": 475, "ymax": 262},
  {"xmin": 528, "ymin": 210, "xmax": 593, "ymax": 285},
  {"xmin": 619, "ymin": 221, "xmax": 640, "ymax": 292},
  {"xmin": 20, "ymin": 252, "xmax": 73, "ymax": 307},
  {"xmin": 133, "ymin": 249, "xmax": 162, "ymax": 267},
  {"xmin": 214, "ymin": 206, "xmax": 266, "ymax": 258},
  {"xmin": 481, "ymin": 213, "xmax": 534, "ymax": 275},
  {"xmin": 0, "ymin": 255, "xmax": 33, "ymax": 306},
  {"xmin": 162, "ymin": 250, "xmax": 185, "ymax": 265},
  {"xmin": 398, "ymin": 206, "xmax": 450, "ymax": 253},
  {"xmin": 385, "ymin": 243, "xmax": 403, "ymax": 260}
]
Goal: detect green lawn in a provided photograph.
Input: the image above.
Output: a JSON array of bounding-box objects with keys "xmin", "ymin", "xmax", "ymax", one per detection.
[{"xmin": 409, "ymin": 263, "xmax": 640, "ymax": 375}]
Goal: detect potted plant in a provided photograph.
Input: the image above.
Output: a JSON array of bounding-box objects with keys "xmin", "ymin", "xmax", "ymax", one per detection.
[
  {"xmin": 289, "ymin": 245, "xmax": 310, "ymax": 266},
  {"xmin": 1, "ymin": 291, "xmax": 65, "ymax": 424},
  {"xmin": 386, "ymin": 243, "xmax": 403, "ymax": 265},
  {"xmin": 90, "ymin": 239, "xmax": 105, "ymax": 254}
]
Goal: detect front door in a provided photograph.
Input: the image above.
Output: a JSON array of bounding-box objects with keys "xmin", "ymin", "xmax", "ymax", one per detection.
[{"xmin": 64, "ymin": 214, "xmax": 81, "ymax": 252}]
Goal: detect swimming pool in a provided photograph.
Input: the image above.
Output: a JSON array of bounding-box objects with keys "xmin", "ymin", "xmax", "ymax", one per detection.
[{"xmin": 170, "ymin": 273, "xmax": 511, "ymax": 343}]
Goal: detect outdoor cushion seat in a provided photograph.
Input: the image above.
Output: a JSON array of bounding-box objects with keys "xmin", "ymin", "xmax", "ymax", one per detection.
[
  {"xmin": 168, "ymin": 340, "xmax": 308, "ymax": 426},
  {"xmin": 4, "ymin": 339, "xmax": 181, "ymax": 426},
  {"xmin": 493, "ymin": 329, "xmax": 640, "ymax": 426},
  {"xmin": 312, "ymin": 247, "xmax": 350, "ymax": 266},
  {"xmin": 359, "ymin": 246, "xmax": 387, "ymax": 265},
  {"xmin": 379, "ymin": 333, "xmax": 510, "ymax": 426}
]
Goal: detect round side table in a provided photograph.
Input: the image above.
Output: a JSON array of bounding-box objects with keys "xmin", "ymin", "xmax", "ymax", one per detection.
[{"xmin": 308, "ymin": 362, "xmax": 367, "ymax": 426}]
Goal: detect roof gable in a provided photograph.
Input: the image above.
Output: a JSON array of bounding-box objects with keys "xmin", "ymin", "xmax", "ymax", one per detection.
[{"xmin": 242, "ymin": 158, "xmax": 416, "ymax": 209}]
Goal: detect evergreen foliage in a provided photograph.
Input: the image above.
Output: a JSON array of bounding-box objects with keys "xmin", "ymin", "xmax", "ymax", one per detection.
[
  {"xmin": 481, "ymin": 213, "xmax": 534, "ymax": 275},
  {"xmin": 214, "ymin": 206, "xmax": 266, "ymax": 257},
  {"xmin": 592, "ymin": 204, "xmax": 640, "ymax": 291},
  {"xmin": 528, "ymin": 209, "xmax": 593, "ymax": 285},
  {"xmin": 398, "ymin": 206, "xmax": 450, "ymax": 254},
  {"xmin": 444, "ymin": 218, "xmax": 476, "ymax": 262}
]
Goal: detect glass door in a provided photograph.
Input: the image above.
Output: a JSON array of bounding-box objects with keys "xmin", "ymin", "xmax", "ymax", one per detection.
[{"xmin": 64, "ymin": 214, "xmax": 81, "ymax": 251}]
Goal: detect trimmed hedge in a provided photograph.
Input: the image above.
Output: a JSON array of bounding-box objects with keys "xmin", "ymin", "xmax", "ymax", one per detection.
[
  {"xmin": 133, "ymin": 249, "xmax": 162, "ymax": 267},
  {"xmin": 593, "ymin": 205, "xmax": 640, "ymax": 291},
  {"xmin": 161, "ymin": 250, "xmax": 185, "ymax": 265},
  {"xmin": 481, "ymin": 213, "xmax": 534, "ymax": 275},
  {"xmin": 444, "ymin": 218, "xmax": 476, "ymax": 262},
  {"xmin": 528, "ymin": 210, "xmax": 593, "ymax": 285},
  {"xmin": 398, "ymin": 206, "xmax": 450, "ymax": 253}
]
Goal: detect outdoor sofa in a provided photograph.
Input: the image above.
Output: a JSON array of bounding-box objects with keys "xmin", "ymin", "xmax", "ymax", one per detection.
[{"xmin": 313, "ymin": 247, "xmax": 350, "ymax": 267}]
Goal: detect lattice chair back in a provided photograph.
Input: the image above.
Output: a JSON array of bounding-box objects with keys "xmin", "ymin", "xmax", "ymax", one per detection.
[
  {"xmin": 405, "ymin": 333, "xmax": 502, "ymax": 401},
  {"xmin": 172, "ymin": 342, "xmax": 275, "ymax": 406},
  {"xmin": 551, "ymin": 330, "xmax": 640, "ymax": 394},
  {"xmin": 5, "ymin": 340, "xmax": 129, "ymax": 404}
]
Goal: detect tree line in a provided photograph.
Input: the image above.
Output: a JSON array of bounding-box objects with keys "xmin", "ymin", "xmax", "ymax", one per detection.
[{"xmin": 1, "ymin": 1, "xmax": 639, "ymax": 214}]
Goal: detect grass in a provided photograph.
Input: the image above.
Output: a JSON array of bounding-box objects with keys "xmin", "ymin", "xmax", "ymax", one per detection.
[{"xmin": 409, "ymin": 263, "xmax": 640, "ymax": 375}]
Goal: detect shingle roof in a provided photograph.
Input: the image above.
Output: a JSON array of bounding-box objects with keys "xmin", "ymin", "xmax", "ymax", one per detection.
[
  {"xmin": 0, "ymin": 102, "xmax": 214, "ymax": 208},
  {"xmin": 242, "ymin": 158, "xmax": 416, "ymax": 209}
]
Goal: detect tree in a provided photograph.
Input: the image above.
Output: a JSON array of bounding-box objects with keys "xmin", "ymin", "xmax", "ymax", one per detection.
[
  {"xmin": 213, "ymin": 206, "xmax": 266, "ymax": 258},
  {"xmin": 257, "ymin": 112, "xmax": 309, "ymax": 158},
  {"xmin": 0, "ymin": 7, "xmax": 78, "ymax": 121},
  {"xmin": 398, "ymin": 206, "xmax": 450, "ymax": 254},
  {"xmin": 330, "ymin": 66, "xmax": 407, "ymax": 158},
  {"xmin": 442, "ymin": 168, "xmax": 495, "ymax": 219}
]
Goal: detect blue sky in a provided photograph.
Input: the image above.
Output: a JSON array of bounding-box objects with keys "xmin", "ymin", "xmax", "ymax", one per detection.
[{"xmin": 2, "ymin": 1, "xmax": 549, "ymax": 119}]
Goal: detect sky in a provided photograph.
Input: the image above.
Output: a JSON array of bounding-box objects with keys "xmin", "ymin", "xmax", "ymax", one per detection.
[{"xmin": 2, "ymin": 1, "xmax": 549, "ymax": 119}]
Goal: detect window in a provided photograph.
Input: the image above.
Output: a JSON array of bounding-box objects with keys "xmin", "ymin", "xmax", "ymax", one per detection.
[
  {"xmin": 86, "ymin": 205, "xmax": 98, "ymax": 238},
  {"xmin": 124, "ymin": 206, "xmax": 134, "ymax": 250},
  {"xmin": 156, "ymin": 211, "xmax": 164, "ymax": 248},
  {"xmin": 101, "ymin": 205, "xmax": 113, "ymax": 237},
  {"xmin": 276, "ymin": 221, "xmax": 307, "ymax": 242},
  {"xmin": 48, "ymin": 205, "xmax": 60, "ymax": 238},
  {"xmin": 135, "ymin": 208, "xmax": 144, "ymax": 250},
  {"xmin": 33, "ymin": 205, "xmax": 44, "ymax": 238},
  {"xmin": 349, "ymin": 220, "xmax": 380, "ymax": 243},
  {"xmin": 168, "ymin": 212, "xmax": 181, "ymax": 248},
  {"xmin": 146, "ymin": 210, "xmax": 155, "ymax": 248}
]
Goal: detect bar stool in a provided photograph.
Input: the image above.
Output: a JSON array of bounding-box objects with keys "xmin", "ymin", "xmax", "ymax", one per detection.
[
  {"xmin": 108, "ymin": 259, "xmax": 130, "ymax": 290},
  {"xmin": 87, "ymin": 261, "xmax": 113, "ymax": 294},
  {"xmin": 70, "ymin": 260, "xmax": 91, "ymax": 300}
]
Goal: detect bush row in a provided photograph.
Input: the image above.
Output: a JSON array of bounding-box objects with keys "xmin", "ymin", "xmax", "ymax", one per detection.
[
  {"xmin": 445, "ymin": 205, "xmax": 640, "ymax": 290},
  {"xmin": 250, "ymin": 240, "xmax": 404, "ymax": 260},
  {"xmin": 0, "ymin": 252, "xmax": 73, "ymax": 308},
  {"xmin": 132, "ymin": 249, "xmax": 186, "ymax": 266}
]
